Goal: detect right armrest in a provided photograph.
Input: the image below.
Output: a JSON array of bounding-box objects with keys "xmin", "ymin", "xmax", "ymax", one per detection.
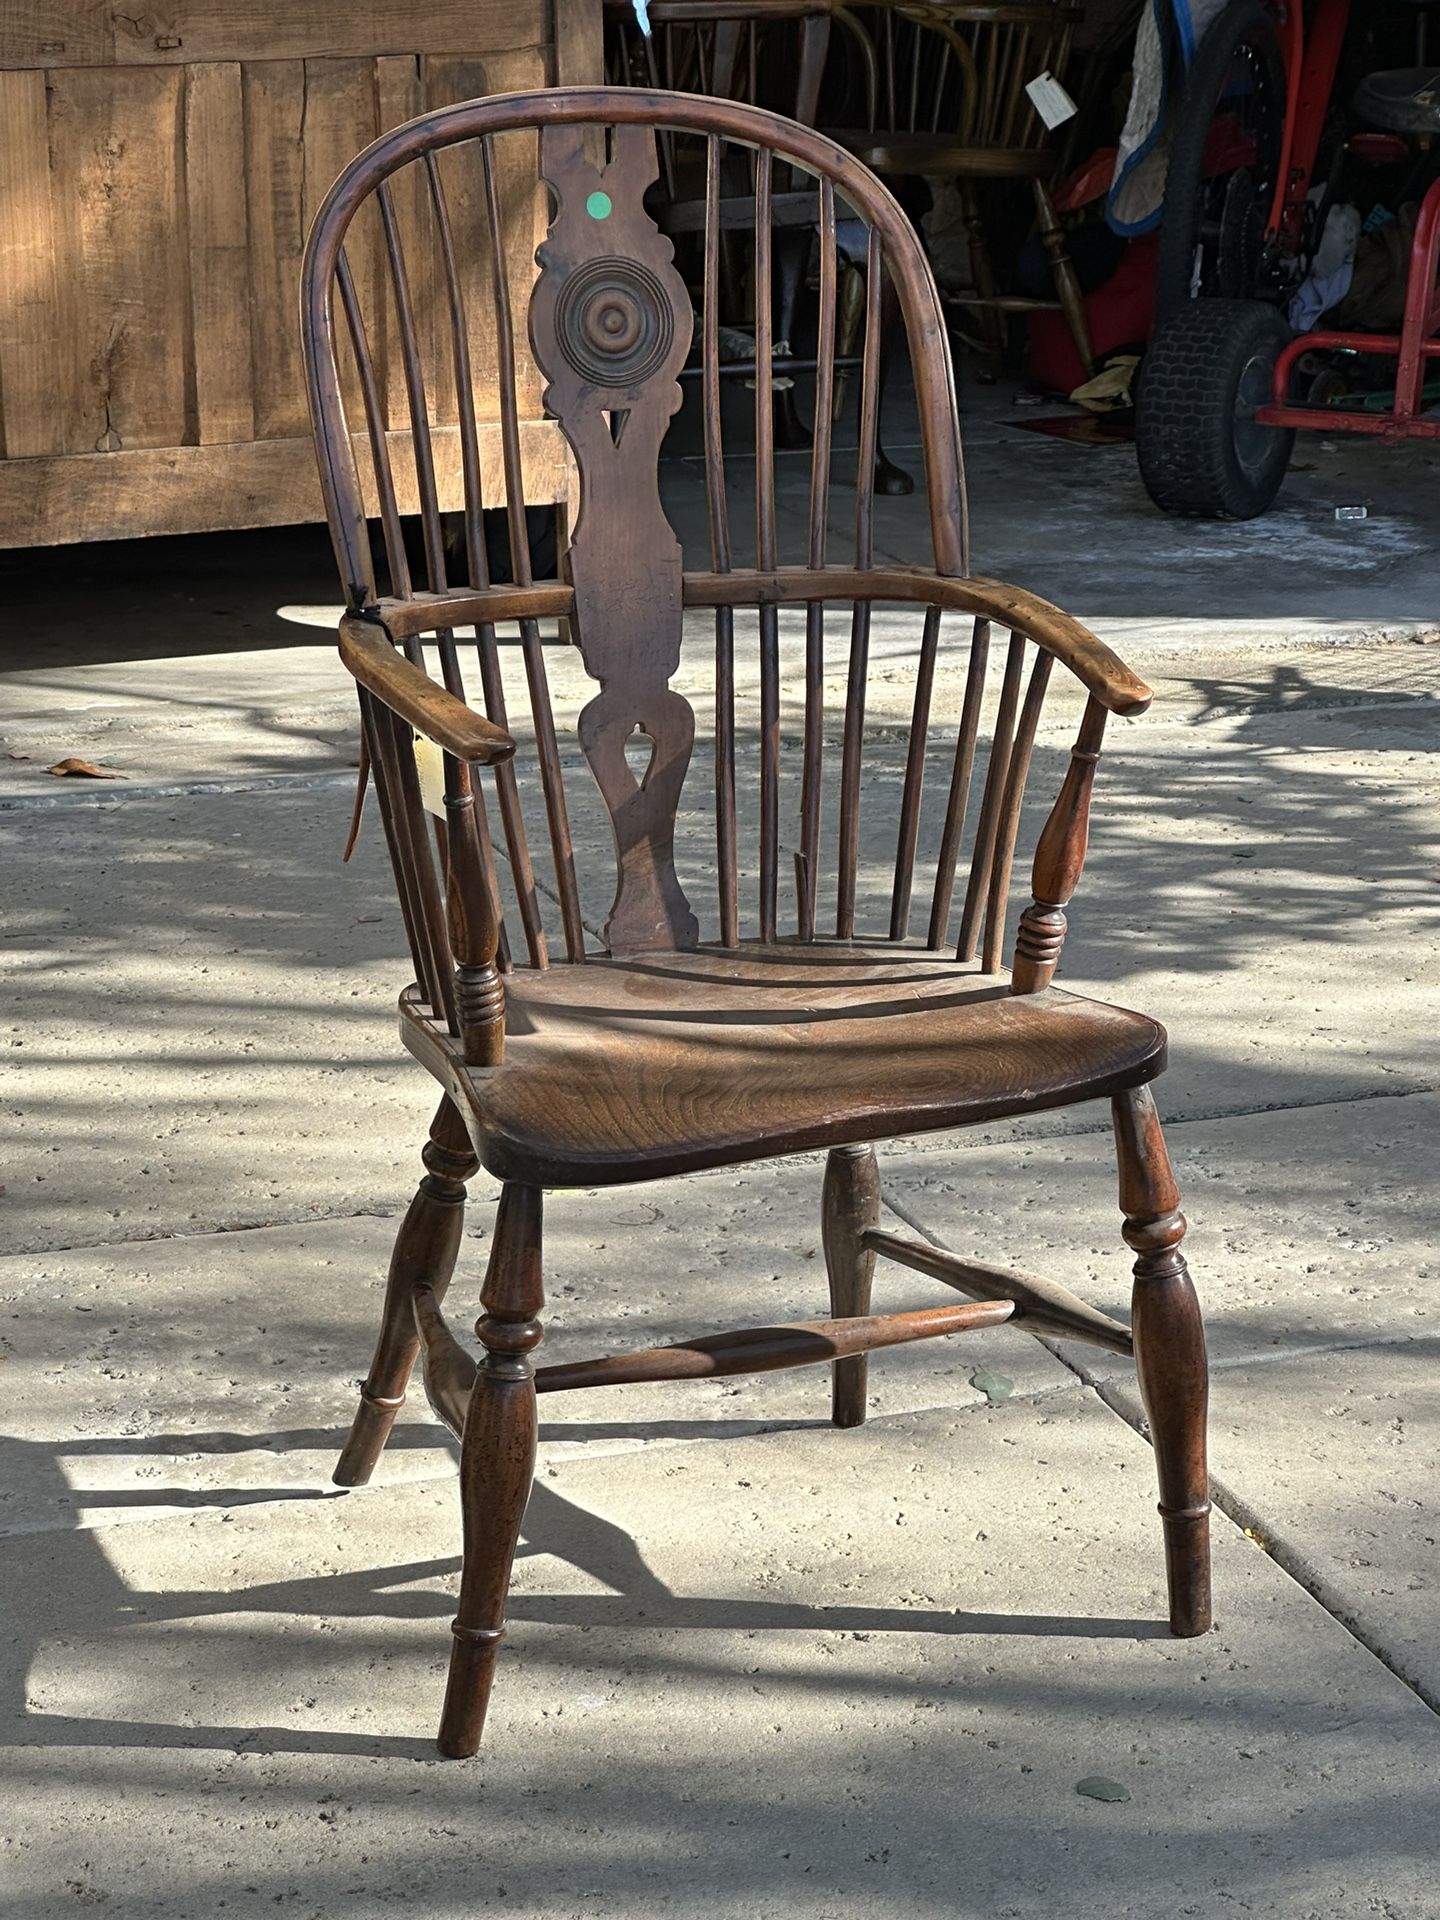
[{"xmin": 339, "ymin": 613, "xmax": 517, "ymax": 765}]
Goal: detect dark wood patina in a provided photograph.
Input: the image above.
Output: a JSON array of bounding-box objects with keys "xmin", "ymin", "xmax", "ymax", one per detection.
[{"xmin": 301, "ymin": 85, "xmax": 1211, "ymax": 1760}]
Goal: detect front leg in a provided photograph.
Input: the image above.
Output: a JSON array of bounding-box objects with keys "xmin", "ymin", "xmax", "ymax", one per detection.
[
  {"xmin": 333, "ymin": 1097, "xmax": 478, "ymax": 1488},
  {"xmin": 438, "ymin": 1182, "xmax": 544, "ymax": 1758},
  {"xmin": 1113, "ymin": 1085, "xmax": 1212, "ymax": 1637}
]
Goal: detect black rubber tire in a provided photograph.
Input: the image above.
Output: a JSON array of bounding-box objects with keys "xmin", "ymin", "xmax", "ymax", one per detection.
[
  {"xmin": 1154, "ymin": 0, "xmax": 1287, "ymax": 324},
  {"xmin": 1136, "ymin": 298, "xmax": 1296, "ymax": 518}
]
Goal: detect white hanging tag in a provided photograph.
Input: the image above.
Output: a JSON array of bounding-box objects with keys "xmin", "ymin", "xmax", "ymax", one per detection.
[
  {"xmin": 412, "ymin": 730, "xmax": 448, "ymax": 819},
  {"xmin": 1025, "ymin": 71, "xmax": 1077, "ymax": 131}
]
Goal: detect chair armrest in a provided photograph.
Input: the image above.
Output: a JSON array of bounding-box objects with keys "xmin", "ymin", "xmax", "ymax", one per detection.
[
  {"xmin": 338, "ymin": 613, "xmax": 517, "ymax": 764},
  {"xmin": 948, "ymin": 577, "xmax": 1152, "ymax": 717},
  {"xmin": 681, "ymin": 566, "xmax": 1152, "ymax": 715}
]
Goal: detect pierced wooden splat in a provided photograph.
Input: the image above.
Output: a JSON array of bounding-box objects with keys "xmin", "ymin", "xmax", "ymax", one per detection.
[{"xmin": 530, "ymin": 122, "xmax": 698, "ymax": 956}]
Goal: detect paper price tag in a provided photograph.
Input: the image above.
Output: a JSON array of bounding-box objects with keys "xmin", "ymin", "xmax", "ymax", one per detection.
[
  {"xmin": 412, "ymin": 730, "xmax": 448, "ymax": 819},
  {"xmin": 1025, "ymin": 71, "xmax": 1077, "ymax": 131}
]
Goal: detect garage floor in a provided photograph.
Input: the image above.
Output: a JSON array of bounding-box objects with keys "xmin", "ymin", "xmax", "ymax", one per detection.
[{"xmin": 2, "ymin": 375, "xmax": 1438, "ymax": 1918}]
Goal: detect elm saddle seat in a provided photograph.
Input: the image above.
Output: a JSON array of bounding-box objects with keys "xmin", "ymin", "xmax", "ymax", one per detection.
[
  {"xmin": 403, "ymin": 943, "xmax": 1166, "ymax": 1186},
  {"xmin": 301, "ymin": 86, "xmax": 1212, "ymax": 1761}
]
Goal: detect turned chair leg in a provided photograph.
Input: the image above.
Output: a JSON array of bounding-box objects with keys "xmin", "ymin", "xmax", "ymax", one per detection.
[
  {"xmin": 333, "ymin": 1096, "xmax": 479, "ymax": 1488},
  {"xmin": 1112, "ymin": 1086, "xmax": 1212, "ymax": 1637},
  {"xmin": 823, "ymin": 1144, "xmax": 880, "ymax": 1428},
  {"xmin": 437, "ymin": 1182, "xmax": 544, "ymax": 1759}
]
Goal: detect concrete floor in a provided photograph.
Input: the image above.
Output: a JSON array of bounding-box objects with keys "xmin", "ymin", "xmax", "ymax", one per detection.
[{"xmin": 2, "ymin": 382, "xmax": 1438, "ymax": 1917}]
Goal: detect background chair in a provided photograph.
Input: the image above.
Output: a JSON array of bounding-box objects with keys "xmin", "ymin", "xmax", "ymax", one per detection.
[
  {"xmin": 827, "ymin": 1, "xmax": 1097, "ymax": 378},
  {"xmin": 605, "ymin": 0, "xmax": 915, "ymax": 482},
  {"xmin": 301, "ymin": 83, "xmax": 1210, "ymax": 1759}
]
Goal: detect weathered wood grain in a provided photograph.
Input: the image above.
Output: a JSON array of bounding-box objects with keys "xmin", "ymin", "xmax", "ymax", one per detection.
[
  {"xmin": 0, "ymin": 70, "xmax": 61, "ymax": 459},
  {"xmin": 185, "ymin": 61, "xmax": 254, "ymax": 445},
  {"xmin": 47, "ymin": 63, "xmax": 188, "ymax": 454}
]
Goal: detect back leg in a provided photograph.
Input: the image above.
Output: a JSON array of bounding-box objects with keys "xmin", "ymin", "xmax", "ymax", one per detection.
[
  {"xmin": 1112, "ymin": 1085, "xmax": 1212, "ymax": 1636},
  {"xmin": 333, "ymin": 1096, "xmax": 479, "ymax": 1488},
  {"xmin": 823, "ymin": 1143, "xmax": 880, "ymax": 1427}
]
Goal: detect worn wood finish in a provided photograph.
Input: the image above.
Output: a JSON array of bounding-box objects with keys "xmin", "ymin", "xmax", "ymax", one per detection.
[
  {"xmin": 301, "ymin": 89, "xmax": 1206, "ymax": 1758},
  {"xmin": 334, "ymin": 1097, "xmax": 478, "ymax": 1487},
  {"xmin": 823, "ymin": 1145, "xmax": 882, "ymax": 1427},
  {"xmin": 1113, "ymin": 1085, "xmax": 1212, "ymax": 1638},
  {"xmin": 861, "ymin": 1228, "xmax": 1134, "ymax": 1355},
  {"xmin": 0, "ymin": 6, "xmax": 590, "ymax": 544},
  {"xmin": 1012, "ymin": 696, "xmax": 1108, "ymax": 994},
  {"xmin": 439, "ymin": 1181, "xmax": 545, "ymax": 1760},
  {"xmin": 538, "ymin": 1299, "xmax": 1015, "ymax": 1392},
  {"xmin": 401, "ymin": 946, "xmax": 1167, "ymax": 1187}
]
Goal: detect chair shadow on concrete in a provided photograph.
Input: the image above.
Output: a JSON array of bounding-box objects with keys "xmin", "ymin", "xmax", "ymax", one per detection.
[{"xmin": 1, "ymin": 1422, "xmax": 1165, "ymax": 1762}]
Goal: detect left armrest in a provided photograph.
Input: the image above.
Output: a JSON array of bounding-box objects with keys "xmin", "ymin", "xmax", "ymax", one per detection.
[{"xmin": 338, "ymin": 614, "xmax": 517, "ymax": 764}]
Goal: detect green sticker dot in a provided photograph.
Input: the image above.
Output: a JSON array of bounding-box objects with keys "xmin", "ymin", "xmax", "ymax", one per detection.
[{"xmin": 586, "ymin": 190, "xmax": 613, "ymax": 220}]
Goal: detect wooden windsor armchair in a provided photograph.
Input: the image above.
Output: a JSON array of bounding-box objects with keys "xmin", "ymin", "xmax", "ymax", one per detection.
[
  {"xmin": 828, "ymin": 1, "xmax": 1097, "ymax": 377},
  {"xmin": 301, "ymin": 84, "xmax": 1210, "ymax": 1760}
]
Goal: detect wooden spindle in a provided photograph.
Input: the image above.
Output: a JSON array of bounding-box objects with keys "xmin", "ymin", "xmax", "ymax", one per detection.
[
  {"xmin": 855, "ymin": 228, "xmax": 882, "ymax": 570},
  {"xmin": 799, "ymin": 179, "xmax": 836, "ymax": 941},
  {"xmin": 335, "ymin": 251, "xmax": 409, "ymax": 600},
  {"xmin": 377, "ymin": 178, "xmax": 447, "ymax": 594},
  {"xmin": 358, "ymin": 689, "xmax": 425, "ymax": 993},
  {"xmin": 982, "ymin": 647, "xmax": 1054, "ymax": 973},
  {"xmin": 425, "ymin": 152, "xmax": 486, "ymax": 587},
  {"xmin": 837, "ymin": 232, "xmax": 883, "ymax": 939},
  {"xmin": 482, "ymin": 134, "xmax": 585, "ymax": 962},
  {"xmin": 957, "ymin": 628, "xmax": 1025, "ymax": 962},
  {"xmin": 755, "ymin": 151, "xmax": 780, "ymax": 941},
  {"xmin": 1012, "ymin": 695, "xmax": 1108, "ymax": 994},
  {"xmin": 926, "ymin": 616, "xmax": 990, "ymax": 949},
  {"xmin": 703, "ymin": 136, "xmax": 739, "ymax": 947},
  {"xmin": 534, "ymin": 1300, "xmax": 1015, "ymax": 1394},
  {"xmin": 889, "ymin": 605, "xmax": 941, "ymax": 939},
  {"xmin": 370, "ymin": 698, "xmax": 454, "ymax": 1025}
]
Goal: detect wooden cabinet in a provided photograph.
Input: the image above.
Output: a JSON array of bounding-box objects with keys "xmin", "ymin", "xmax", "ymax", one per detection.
[{"xmin": 0, "ymin": 2, "xmax": 598, "ymax": 547}]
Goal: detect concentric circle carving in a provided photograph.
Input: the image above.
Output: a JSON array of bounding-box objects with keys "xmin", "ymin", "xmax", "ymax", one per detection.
[{"xmin": 554, "ymin": 256, "xmax": 677, "ymax": 389}]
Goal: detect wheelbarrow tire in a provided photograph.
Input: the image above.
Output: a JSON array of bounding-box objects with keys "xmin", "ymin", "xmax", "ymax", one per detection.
[{"xmin": 1136, "ymin": 298, "xmax": 1295, "ymax": 519}]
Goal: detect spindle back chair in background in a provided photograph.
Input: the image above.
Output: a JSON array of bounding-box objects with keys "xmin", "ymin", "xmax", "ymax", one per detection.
[
  {"xmin": 301, "ymin": 86, "xmax": 1210, "ymax": 1760},
  {"xmin": 830, "ymin": 1, "xmax": 1095, "ymax": 375},
  {"xmin": 605, "ymin": 0, "xmax": 910, "ymax": 482}
]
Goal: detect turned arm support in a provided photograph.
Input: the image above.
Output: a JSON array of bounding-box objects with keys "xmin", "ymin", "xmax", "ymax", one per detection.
[{"xmin": 1011, "ymin": 694, "xmax": 1109, "ymax": 994}]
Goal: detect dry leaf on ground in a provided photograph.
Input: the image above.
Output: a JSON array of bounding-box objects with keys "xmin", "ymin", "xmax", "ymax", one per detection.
[{"xmin": 46, "ymin": 758, "xmax": 125, "ymax": 779}]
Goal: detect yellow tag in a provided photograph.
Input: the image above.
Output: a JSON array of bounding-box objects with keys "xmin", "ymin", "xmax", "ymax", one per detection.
[{"xmin": 412, "ymin": 730, "xmax": 448, "ymax": 819}]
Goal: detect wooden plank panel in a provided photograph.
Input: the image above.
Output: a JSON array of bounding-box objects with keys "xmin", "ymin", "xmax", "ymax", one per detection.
[
  {"xmin": 242, "ymin": 59, "xmax": 309, "ymax": 440},
  {"xmin": 302, "ymin": 56, "xmax": 380, "ymax": 425},
  {"xmin": 185, "ymin": 61, "xmax": 254, "ymax": 444},
  {"xmin": 0, "ymin": 422, "xmax": 574, "ymax": 548},
  {"xmin": 46, "ymin": 64, "xmax": 188, "ymax": 454},
  {"xmin": 0, "ymin": 4, "xmax": 548, "ymax": 68},
  {"xmin": 554, "ymin": 0, "xmax": 602, "ymax": 86},
  {"xmin": 375, "ymin": 54, "xmax": 427, "ymax": 432},
  {"xmin": 0, "ymin": 70, "xmax": 62, "ymax": 458}
]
